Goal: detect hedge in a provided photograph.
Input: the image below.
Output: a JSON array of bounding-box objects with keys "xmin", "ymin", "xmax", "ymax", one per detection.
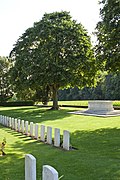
[{"xmin": 0, "ymin": 101, "xmax": 34, "ymax": 107}]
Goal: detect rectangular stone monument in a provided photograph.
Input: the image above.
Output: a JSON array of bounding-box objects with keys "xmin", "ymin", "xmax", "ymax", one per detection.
[
  {"xmin": 42, "ymin": 165, "xmax": 58, "ymax": 180},
  {"xmin": 40, "ymin": 125, "xmax": 45, "ymax": 142},
  {"xmin": 35, "ymin": 123, "xmax": 39, "ymax": 139},
  {"xmin": 25, "ymin": 121, "xmax": 29, "ymax": 135},
  {"xmin": 47, "ymin": 126, "xmax": 52, "ymax": 145},
  {"xmin": 54, "ymin": 128, "xmax": 60, "ymax": 147},
  {"xmin": 25, "ymin": 154, "xmax": 36, "ymax": 180},
  {"xmin": 63, "ymin": 130, "xmax": 70, "ymax": 150}
]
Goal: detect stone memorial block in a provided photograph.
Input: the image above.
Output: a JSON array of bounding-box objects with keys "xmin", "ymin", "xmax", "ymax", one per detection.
[
  {"xmin": 40, "ymin": 125, "xmax": 45, "ymax": 142},
  {"xmin": 25, "ymin": 154, "xmax": 36, "ymax": 180},
  {"xmin": 42, "ymin": 165, "xmax": 58, "ymax": 180},
  {"xmin": 47, "ymin": 126, "xmax": 52, "ymax": 145},
  {"xmin": 63, "ymin": 130, "xmax": 70, "ymax": 150},
  {"xmin": 54, "ymin": 128, "xmax": 60, "ymax": 147}
]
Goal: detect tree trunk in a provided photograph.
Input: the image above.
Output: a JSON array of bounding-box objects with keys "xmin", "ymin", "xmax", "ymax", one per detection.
[{"xmin": 51, "ymin": 84, "xmax": 59, "ymax": 110}]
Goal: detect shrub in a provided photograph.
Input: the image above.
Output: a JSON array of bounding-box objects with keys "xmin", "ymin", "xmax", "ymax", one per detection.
[{"xmin": 0, "ymin": 100, "xmax": 34, "ymax": 107}]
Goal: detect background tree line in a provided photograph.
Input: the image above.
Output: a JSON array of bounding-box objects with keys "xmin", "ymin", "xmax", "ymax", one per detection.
[{"xmin": 58, "ymin": 73, "xmax": 120, "ymax": 101}]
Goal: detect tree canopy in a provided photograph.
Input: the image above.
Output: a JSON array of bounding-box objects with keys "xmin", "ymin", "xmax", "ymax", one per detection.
[
  {"xmin": 10, "ymin": 11, "xmax": 97, "ymax": 109},
  {"xmin": 0, "ymin": 56, "xmax": 13, "ymax": 102},
  {"xmin": 95, "ymin": 0, "xmax": 120, "ymax": 72}
]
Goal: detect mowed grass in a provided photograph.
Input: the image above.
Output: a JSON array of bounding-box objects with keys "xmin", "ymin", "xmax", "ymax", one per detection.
[
  {"xmin": 38, "ymin": 100, "xmax": 120, "ymax": 107},
  {"xmin": 0, "ymin": 106, "xmax": 120, "ymax": 180}
]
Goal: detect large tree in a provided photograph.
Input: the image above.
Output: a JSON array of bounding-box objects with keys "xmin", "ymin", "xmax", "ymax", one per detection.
[
  {"xmin": 95, "ymin": 0, "xmax": 120, "ymax": 72},
  {"xmin": 0, "ymin": 56, "xmax": 13, "ymax": 102},
  {"xmin": 10, "ymin": 11, "xmax": 96, "ymax": 109}
]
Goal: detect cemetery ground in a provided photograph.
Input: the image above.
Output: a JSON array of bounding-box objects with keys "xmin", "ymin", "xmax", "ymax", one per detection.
[{"xmin": 0, "ymin": 104, "xmax": 120, "ymax": 179}]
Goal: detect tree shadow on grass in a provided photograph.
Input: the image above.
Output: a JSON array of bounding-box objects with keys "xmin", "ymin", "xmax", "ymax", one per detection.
[
  {"xmin": 1, "ymin": 126, "xmax": 120, "ymax": 179},
  {"xmin": 0, "ymin": 106, "xmax": 78, "ymax": 123},
  {"xmin": 70, "ymin": 128, "xmax": 120, "ymax": 179}
]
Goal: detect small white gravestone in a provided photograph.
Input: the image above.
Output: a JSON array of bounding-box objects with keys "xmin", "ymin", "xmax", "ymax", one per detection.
[
  {"xmin": 42, "ymin": 165, "xmax": 58, "ymax": 180},
  {"xmin": 18, "ymin": 119, "xmax": 21, "ymax": 132},
  {"xmin": 8, "ymin": 117, "xmax": 12, "ymax": 128},
  {"xmin": 25, "ymin": 154, "xmax": 36, "ymax": 180},
  {"xmin": 21, "ymin": 120, "xmax": 24, "ymax": 133},
  {"xmin": 12, "ymin": 118, "xmax": 14, "ymax": 129},
  {"xmin": 47, "ymin": 126, "xmax": 52, "ymax": 144},
  {"xmin": 40, "ymin": 125, "xmax": 45, "ymax": 142},
  {"xmin": 54, "ymin": 128, "xmax": 60, "ymax": 147},
  {"xmin": 14, "ymin": 119, "xmax": 18, "ymax": 131},
  {"xmin": 63, "ymin": 130, "xmax": 70, "ymax": 150},
  {"xmin": 35, "ymin": 123, "xmax": 39, "ymax": 139},
  {"xmin": 4, "ymin": 116, "xmax": 6, "ymax": 126},
  {"xmin": 25, "ymin": 121, "xmax": 29, "ymax": 135},
  {"xmin": 30, "ymin": 122, "xmax": 34, "ymax": 137}
]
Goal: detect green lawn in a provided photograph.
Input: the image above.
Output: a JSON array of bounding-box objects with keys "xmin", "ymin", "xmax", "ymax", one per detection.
[
  {"xmin": 0, "ymin": 106, "xmax": 120, "ymax": 180},
  {"xmin": 38, "ymin": 100, "xmax": 120, "ymax": 107}
]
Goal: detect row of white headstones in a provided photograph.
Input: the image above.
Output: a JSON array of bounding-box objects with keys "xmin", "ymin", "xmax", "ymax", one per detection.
[
  {"xmin": 25, "ymin": 154, "xmax": 59, "ymax": 180},
  {"xmin": 0, "ymin": 115, "xmax": 70, "ymax": 150}
]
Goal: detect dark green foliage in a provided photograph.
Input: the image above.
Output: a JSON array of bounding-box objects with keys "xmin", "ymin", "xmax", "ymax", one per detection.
[
  {"xmin": 58, "ymin": 73, "xmax": 120, "ymax": 100},
  {"xmin": 95, "ymin": 0, "xmax": 120, "ymax": 72},
  {"xmin": 0, "ymin": 100, "xmax": 34, "ymax": 107},
  {"xmin": 0, "ymin": 56, "xmax": 13, "ymax": 102},
  {"xmin": 10, "ymin": 11, "xmax": 96, "ymax": 109}
]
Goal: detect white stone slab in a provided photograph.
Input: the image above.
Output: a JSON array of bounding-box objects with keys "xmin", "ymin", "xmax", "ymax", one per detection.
[
  {"xmin": 47, "ymin": 126, "xmax": 52, "ymax": 144},
  {"xmin": 69, "ymin": 100, "xmax": 120, "ymax": 117},
  {"xmin": 18, "ymin": 119, "xmax": 21, "ymax": 132},
  {"xmin": 11, "ymin": 118, "xmax": 15, "ymax": 129},
  {"xmin": 40, "ymin": 125, "xmax": 45, "ymax": 142},
  {"xmin": 30, "ymin": 122, "xmax": 34, "ymax": 137},
  {"xmin": 42, "ymin": 165, "xmax": 58, "ymax": 180},
  {"xmin": 25, "ymin": 121, "xmax": 29, "ymax": 135},
  {"xmin": 15, "ymin": 119, "xmax": 18, "ymax": 131},
  {"xmin": 25, "ymin": 154, "xmax": 36, "ymax": 180},
  {"xmin": 35, "ymin": 123, "xmax": 39, "ymax": 139},
  {"xmin": 54, "ymin": 128, "xmax": 60, "ymax": 147},
  {"xmin": 21, "ymin": 120, "xmax": 24, "ymax": 133},
  {"xmin": 8, "ymin": 117, "xmax": 12, "ymax": 128},
  {"xmin": 63, "ymin": 130, "xmax": 70, "ymax": 150}
]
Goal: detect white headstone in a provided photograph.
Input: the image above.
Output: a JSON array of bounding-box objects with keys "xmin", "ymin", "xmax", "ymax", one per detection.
[
  {"xmin": 8, "ymin": 117, "xmax": 12, "ymax": 128},
  {"xmin": 63, "ymin": 130, "xmax": 70, "ymax": 150},
  {"xmin": 54, "ymin": 128, "xmax": 60, "ymax": 147},
  {"xmin": 25, "ymin": 154, "xmax": 36, "ymax": 180},
  {"xmin": 42, "ymin": 165, "xmax": 58, "ymax": 180},
  {"xmin": 35, "ymin": 123, "xmax": 39, "ymax": 139},
  {"xmin": 12, "ymin": 118, "xmax": 15, "ymax": 129},
  {"xmin": 25, "ymin": 121, "xmax": 29, "ymax": 135},
  {"xmin": 15, "ymin": 119, "xmax": 18, "ymax": 131},
  {"xmin": 40, "ymin": 125, "xmax": 45, "ymax": 142},
  {"xmin": 47, "ymin": 126, "xmax": 52, "ymax": 144},
  {"xmin": 30, "ymin": 122, "xmax": 34, "ymax": 137},
  {"xmin": 18, "ymin": 119, "xmax": 21, "ymax": 132},
  {"xmin": 21, "ymin": 120, "xmax": 24, "ymax": 133}
]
